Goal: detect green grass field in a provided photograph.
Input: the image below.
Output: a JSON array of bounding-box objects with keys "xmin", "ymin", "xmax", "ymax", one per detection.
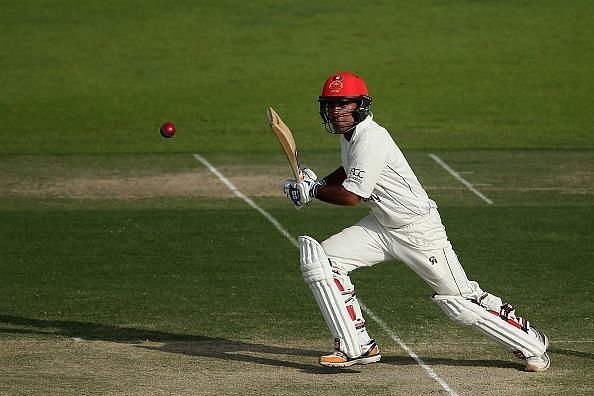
[{"xmin": 1, "ymin": 1, "xmax": 593, "ymax": 395}]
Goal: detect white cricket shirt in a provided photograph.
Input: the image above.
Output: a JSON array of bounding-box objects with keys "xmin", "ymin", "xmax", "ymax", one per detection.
[{"xmin": 341, "ymin": 115, "xmax": 437, "ymax": 228}]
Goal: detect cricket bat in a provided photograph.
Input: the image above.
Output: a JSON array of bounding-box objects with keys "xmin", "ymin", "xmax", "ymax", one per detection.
[{"xmin": 266, "ymin": 107, "xmax": 301, "ymax": 180}]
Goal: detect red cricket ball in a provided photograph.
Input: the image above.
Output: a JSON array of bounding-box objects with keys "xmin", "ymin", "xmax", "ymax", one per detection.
[{"xmin": 160, "ymin": 122, "xmax": 176, "ymax": 138}]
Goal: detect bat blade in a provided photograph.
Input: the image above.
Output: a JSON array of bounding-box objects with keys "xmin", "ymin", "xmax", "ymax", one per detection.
[{"xmin": 266, "ymin": 107, "xmax": 301, "ymax": 180}]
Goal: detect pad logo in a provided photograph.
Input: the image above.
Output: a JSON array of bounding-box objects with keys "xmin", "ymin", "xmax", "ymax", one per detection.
[{"xmin": 429, "ymin": 256, "xmax": 438, "ymax": 265}]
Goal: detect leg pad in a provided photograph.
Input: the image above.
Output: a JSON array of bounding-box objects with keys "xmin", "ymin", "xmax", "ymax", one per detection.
[
  {"xmin": 300, "ymin": 236, "xmax": 362, "ymax": 357},
  {"xmin": 433, "ymin": 294, "xmax": 546, "ymax": 358}
]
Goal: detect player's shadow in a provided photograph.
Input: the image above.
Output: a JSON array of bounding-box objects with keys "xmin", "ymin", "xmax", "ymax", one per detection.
[
  {"xmin": 0, "ymin": 315, "xmax": 357, "ymax": 374},
  {"xmin": 138, "ymin": 340, "xmax": 360, "ymax": 374},
  {"xmin": 382, "ymin": 344, "xmax": 594, "ymax": 371},
  {"xmin": 3, "ymin": 315, "xmax": 580, "ymax": 373},
  {"xmin": 382, "ymin": 355, "xmax": 520, "ymax": 370},
  {"xmin": 547, "ymin": 346, "xmax": 594, "ymax": 360}
]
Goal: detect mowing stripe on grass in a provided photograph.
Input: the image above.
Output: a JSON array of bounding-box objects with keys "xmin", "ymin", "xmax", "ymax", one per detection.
[
  {"xmin": 428, "ymin": 153, "xmax": 494, "ymax": 205},
  {"xmin": 194, "ymin": 153, "xmax": 458, "ymax": 396}
]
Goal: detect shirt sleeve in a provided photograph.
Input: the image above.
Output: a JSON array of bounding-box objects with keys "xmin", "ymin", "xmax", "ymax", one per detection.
[{"xmin": 341, "ymin": 132, "xmax": 389, "ymax": 198}]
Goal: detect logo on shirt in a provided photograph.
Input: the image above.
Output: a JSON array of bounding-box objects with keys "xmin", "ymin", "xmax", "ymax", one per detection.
[
  {"xmin": 349, "ymin": 167, "xmax": 365, "ymax": 183},
  {"xmin": 429, "ymin": 256, "xmax": 438, "ymax": 265}
]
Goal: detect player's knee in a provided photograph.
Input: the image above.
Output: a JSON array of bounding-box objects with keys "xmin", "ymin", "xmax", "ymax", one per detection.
[{"xmin": 299, "ymin": 235, "xmax": 332, "ymax": 285}]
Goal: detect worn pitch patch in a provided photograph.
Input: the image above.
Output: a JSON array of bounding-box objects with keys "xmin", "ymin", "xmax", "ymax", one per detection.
[
  {"xmin": 0, "ymin": 337, "xmax": 587, "ymax": 395},
  {"xmin": 1, "ymin": 167, "xmax": 290, "ymax": 199}
]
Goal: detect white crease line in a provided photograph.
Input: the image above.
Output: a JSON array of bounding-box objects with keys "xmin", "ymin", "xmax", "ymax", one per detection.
[
  {"xmin": 428, "ymin": 153, "xmax": 494, "ymax": 205},
  {"xmin": 361, "ymin": 303, "xmax": 458, "ymax": 396},
  {"xmin": 193, "ymin": 153, "xmax": 458, "ymax": 396},
  {"xmin": 407, "ymin": 340, "xmax": 594, "ymax": 345},
  {"xmin": 193, "ymin": 154, "xmax": 298, "ymax": 248},
  {"xmin": 554, "ymin": 340, "xmax": 594, "ymax": 343}
]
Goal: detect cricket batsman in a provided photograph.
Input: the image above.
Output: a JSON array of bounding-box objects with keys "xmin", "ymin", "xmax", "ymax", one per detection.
[{"xmin": 282, "ymin": 72, "xmax": 550, "ymax": 371}]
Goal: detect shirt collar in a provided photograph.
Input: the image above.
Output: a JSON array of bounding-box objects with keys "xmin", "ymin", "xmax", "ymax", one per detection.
[{"xmin": 345, "ymin": 113, "xmax": 373, "ymax": 143}]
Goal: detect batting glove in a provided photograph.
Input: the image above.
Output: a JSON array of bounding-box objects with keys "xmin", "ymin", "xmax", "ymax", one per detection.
[
  {"xmin": 282, "ymin": 168, "xmax": 326, "ymax": 209},
  {"xmin": 301, "ymin": 167, "xmax": 326, "ymax": 198},
  {"xmin": 282, "ymin": 180, "xmax": 309, "ymax": 209}
]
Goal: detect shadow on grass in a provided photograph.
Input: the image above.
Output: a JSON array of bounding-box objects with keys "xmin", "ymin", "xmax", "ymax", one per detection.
[
  {"xmin": 382, "ymin": 355, "xmax": 520, "ymax": 370},
  {"xmin": 548, "ymin": 346, "xmax": 594, "ymax": 360},
  {"xmin": 0, "ymin": 315, "xmax": 355, "ymax": 374},
  {"xmin": 1, "ymin": 315, "xmax": 565, "ymax": 373}
]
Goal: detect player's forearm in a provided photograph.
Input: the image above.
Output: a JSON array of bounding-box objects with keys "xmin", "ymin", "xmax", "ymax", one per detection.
[
  {"xmin": 321, "ymin": 166, "xmax": 347, "ymax": 186},
  {"xmin": 315, "ymin": 184, "xmax": 361, "ymax": 206}
]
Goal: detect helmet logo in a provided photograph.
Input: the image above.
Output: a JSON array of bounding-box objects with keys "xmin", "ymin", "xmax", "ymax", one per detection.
[{"xmin": 327, "ymin": 75, "xmax": 344, "ymax": 93}]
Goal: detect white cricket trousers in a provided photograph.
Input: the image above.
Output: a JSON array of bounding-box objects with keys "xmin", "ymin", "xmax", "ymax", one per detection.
[
  {"xmin": 321, "ymin": 209, "xmax": 480, "ymax": 298},
  {"xmin": 318, "ymin": 209, "xmax": 547, "ymax": 359}
]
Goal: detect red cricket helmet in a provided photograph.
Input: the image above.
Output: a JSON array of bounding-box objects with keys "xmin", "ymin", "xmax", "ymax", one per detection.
[
  {"xmin": 318, "ymin": 72, "xmax": 372, "ymax": 134},
  {"xmin": 321, "ymin": 72, "xmax": 369, "ymax": 97}
]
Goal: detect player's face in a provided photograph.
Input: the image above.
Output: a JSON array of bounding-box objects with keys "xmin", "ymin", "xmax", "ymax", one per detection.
[{"xmin": 328, "ymin": 102, "xmax": 357, "ymax": 133}]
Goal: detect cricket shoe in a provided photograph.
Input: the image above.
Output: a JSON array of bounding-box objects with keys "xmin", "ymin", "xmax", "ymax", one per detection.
[
  {"xmin": 515, "ymin": 327, "xmax": 550, "ymax": 372},
  {"xmin": 319, "ymin": 339, "xmax": 381, "ymax": 368},
  {"xmin": 525, "ymin": 352, "xmax": 550, "ymax": 372}
]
